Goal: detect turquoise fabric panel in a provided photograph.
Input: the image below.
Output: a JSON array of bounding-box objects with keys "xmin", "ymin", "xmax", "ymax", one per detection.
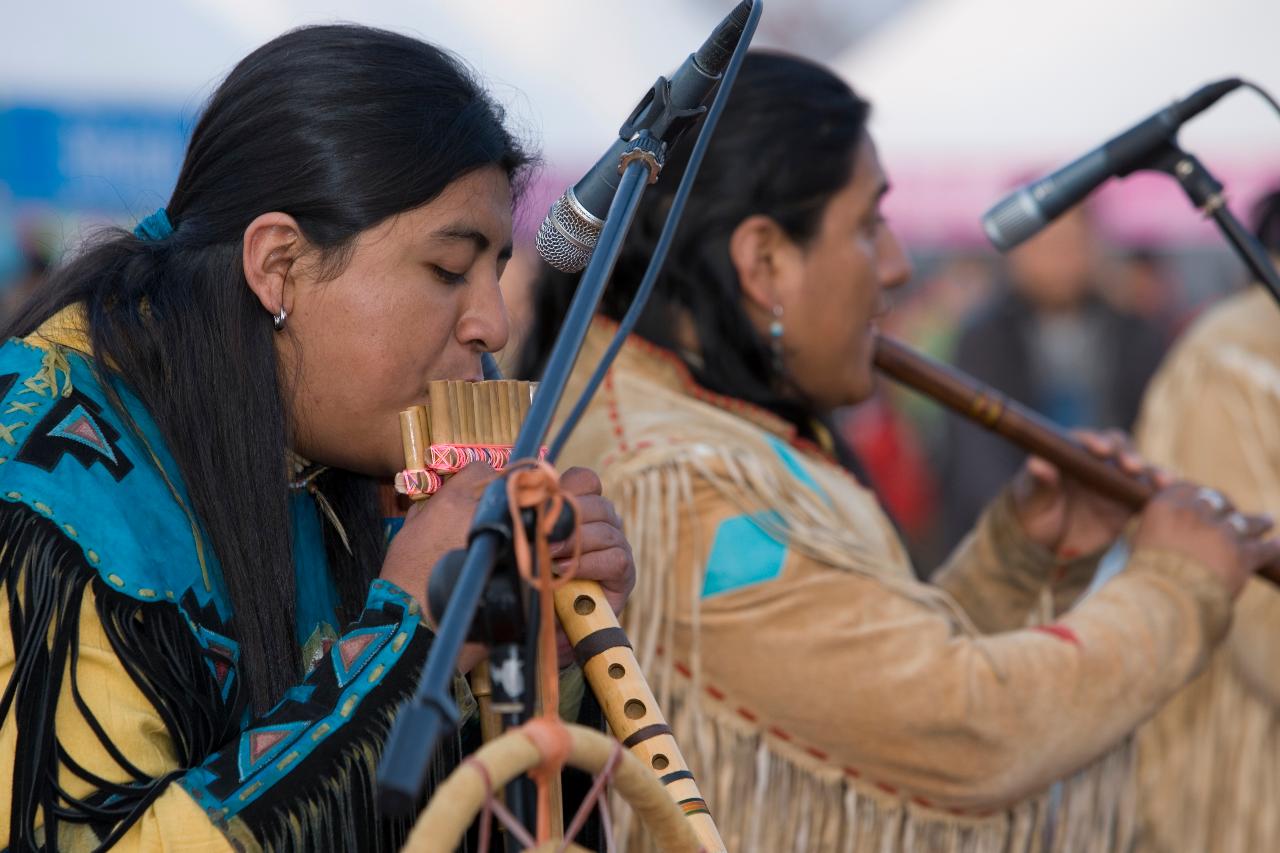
[
  {"xmin": 291, "ymin": 491, "xmax": 341, "ymax": 646},
  {"xmin": 763, "ymin": 433, "xmax": 829, "ymax": 504},
  {"xmin": 702, "ymin": 510, "xmax": 788, "ymax": 598},
  {"xmin": 0, "ymin": 340, "xmax": 230, "ymax": 618}
]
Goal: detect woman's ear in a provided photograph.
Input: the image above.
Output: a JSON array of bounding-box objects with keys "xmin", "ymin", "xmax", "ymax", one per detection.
[
  {"xmin": 242, "ymin": 213, "xmax": 305, "ymax": 319},
  {"xmin": 728, "ymin": 214, "xmax": 799, "ymax": 316}
]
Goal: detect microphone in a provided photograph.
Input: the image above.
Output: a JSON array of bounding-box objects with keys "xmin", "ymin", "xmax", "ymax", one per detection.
[
  {"xmin": 983, "ymin": 78, "xmax": 1242, "ymax": 251},
  {"xmin": 536, "ymin": 1, "xmax": 753, "ymax": 272}
]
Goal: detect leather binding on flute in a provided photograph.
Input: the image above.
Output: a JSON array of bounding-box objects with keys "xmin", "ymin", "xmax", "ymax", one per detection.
[
  {"xmin": 396, "ymin": 381, "xmax": 726, "ymax": 852},
  {"xmin": 872, "ymin": 334, "xmax": 1280, "ymax": 588}
]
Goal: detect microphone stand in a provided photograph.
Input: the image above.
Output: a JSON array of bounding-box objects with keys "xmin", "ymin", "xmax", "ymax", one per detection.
[
  {"xmin": 376, "ymin": 134, "xmax": 662, "ymax": 817},
  {"xmin": 1146, "ymin": 143, "xmax": 1280, "ymax": 306},
  {"xmin": 377, "ymin": 3, "xmax": 763, "ymax": 834}
]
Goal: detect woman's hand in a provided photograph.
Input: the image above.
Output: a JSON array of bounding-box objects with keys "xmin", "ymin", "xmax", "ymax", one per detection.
[
  {"xmin": 379, "ymin": 462, "xmax": 498, "ymax": 672},
  {"xmin": 1009, "ymin": 429, "xmax": 1165, "ymax": 557},
  {"xmin": 551, "ymin": 467, "xmax": 636, "ymax": 666},
  {"xmin": 378, "ymin": 463, "xmax": 636, "ymax": 671}
]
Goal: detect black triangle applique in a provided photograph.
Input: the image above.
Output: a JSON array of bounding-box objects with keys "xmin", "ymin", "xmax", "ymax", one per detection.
[{"xmin": 17, "ymin": 392, "xmax": 134, "ymax": 481}]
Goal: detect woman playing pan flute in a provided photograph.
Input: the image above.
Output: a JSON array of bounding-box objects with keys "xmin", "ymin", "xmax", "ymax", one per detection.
[
  {"xmin": 521, "ymin": 51, "xmax": 1279, "ymax": 852},
  {"xmin": 0, "ymin": 25, "xmax": 635, "ymax": 852}
]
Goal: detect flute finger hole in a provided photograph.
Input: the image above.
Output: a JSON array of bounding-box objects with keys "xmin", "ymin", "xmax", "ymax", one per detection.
[
  {"xmin": 625, "ymin": 699, "xmax": 646, "ymax": 720},
  {"xmin": 573, "ymin": 595, "xmax": 596, "ymax": 615},
  {"xmin": 608, "ymin": 663, "xmax": 625, "ymax": 679},
  {"xmin": 651, "ymin": 754, "xmax": 669, "ymax": 771}
]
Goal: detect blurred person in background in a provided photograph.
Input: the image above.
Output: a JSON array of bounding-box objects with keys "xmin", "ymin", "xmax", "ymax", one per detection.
[
  {"xmin": 1133, "ymin": 187, "xmax": 1280, "ymax": 853},
  {"xmin": 0, "ymin": 224, "xmax": 55, "ymax": 323},
  {"xmin": 520, "ymin": 51, "xmax": 1278, "ymax": 852},
  {"xmin": 1110, "ymin": 247, "xmax": 1185, "ymax": 342},
  {"xmin": 940, "ymin": 204, "xmax": 1166, "ymax": 552}
]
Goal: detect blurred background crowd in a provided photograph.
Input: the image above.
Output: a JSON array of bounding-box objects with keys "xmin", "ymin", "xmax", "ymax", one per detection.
[{"xmin": 4, "ymin": 0, "xmax": 1278, "ymax": 571}]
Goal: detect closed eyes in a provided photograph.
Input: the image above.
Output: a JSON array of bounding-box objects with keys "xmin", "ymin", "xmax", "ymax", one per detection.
[{"xmin": 431, "ymin": 265, "xmax": 468, "ymax": 285}]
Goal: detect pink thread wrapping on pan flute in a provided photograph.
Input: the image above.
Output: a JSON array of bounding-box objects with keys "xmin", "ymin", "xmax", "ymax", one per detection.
[{"xmin": 393, "ymin": 443, "xmax": 549, "ymax": 498}]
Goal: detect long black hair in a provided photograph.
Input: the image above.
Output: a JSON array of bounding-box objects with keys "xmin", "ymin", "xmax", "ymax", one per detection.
[
  {"xmin": 6, "ymin": 25, "xmax": 532, "ymax": 712},
  {"xmin": 519, "ymin": 51, "xmax": 869, "ymax": 439}
]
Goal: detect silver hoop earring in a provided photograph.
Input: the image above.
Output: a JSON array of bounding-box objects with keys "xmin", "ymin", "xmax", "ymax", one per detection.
[
  {"xmin": 769, "ymin": 304, "xmax": 785, "ymax": 373},
  {"xmin": 272, "ymin": 306, "xmax": 288, "ymax": 331}
]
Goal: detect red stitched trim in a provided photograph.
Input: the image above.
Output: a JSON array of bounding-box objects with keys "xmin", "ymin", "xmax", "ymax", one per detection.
[
  {"xmin": 592, "ymin": 316, "xmax": 838, "ymax": 464},
  {"xmin": 602, "ymin": 371, "xmax": 629, "ymax": 454},
  {"xmin": 1034, "ymin": 624, "xmax": 1080, "ymax": 646},
  {"xmin": 650, "ymin": 646, "xmax": 998, "ymax": 816}
]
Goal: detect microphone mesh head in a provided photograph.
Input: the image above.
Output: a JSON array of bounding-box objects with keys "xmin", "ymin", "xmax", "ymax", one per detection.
[
  {"xmin": 535, "ymin": 189, "xmax": 603, "ymax": 273},
  {"xmin": 982, "ymin": 190, "xmax": 1046, "ymax": 252}
]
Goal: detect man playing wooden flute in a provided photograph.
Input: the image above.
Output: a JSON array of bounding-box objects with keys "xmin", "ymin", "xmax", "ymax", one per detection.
[{"xmin": 520, "ymin": 51, "xmax": 1279, "ymax": 852}]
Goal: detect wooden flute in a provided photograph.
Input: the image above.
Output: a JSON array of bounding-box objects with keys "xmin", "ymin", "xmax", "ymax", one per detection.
[
  {"xmin": 871, "ymin": 334, "xmax": 1280, "ymax": 588},
  {"xmin": 397, "ymin": 381, "xmax": 726, "ymax": 852}
]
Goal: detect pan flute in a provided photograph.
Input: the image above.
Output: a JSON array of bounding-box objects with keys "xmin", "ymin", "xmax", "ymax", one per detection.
[
  {"xmin": 393, "ymin": 379, "xmax": 726, "ymax": 852},
  {"xmin": 395, "ymin": 379, "xmax": 539, "ymax": 499}
]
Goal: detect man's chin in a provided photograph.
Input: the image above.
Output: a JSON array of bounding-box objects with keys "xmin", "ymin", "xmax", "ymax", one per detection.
[{"xmin": 846, "ymin": 373, "xmax": 876, "ymax": 407}]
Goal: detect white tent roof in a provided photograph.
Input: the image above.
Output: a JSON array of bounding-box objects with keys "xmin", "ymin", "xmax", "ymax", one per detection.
[
  {"xmin": 5, "ymin": 0, "xmax": 1274, "ymax": 243},
  {"xmin": 1, "ymin": 0, "xmax": 890, "ymax": 163},
  {"xmin": 834, "ymin": 0, "xmax": 1280, "ymax": 162},
  {"xmin": 830, "ymin": 0, "xmax": 1280, "ymax": 243},
  {"xmin": 1, "ymin": 1, "xmax": 716, "ymax": 161}
]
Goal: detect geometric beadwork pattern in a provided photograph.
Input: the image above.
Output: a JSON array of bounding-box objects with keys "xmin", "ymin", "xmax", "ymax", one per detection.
[
  {"xmin": 49, "ymin": 403, "xmax": 118, "ymax": 463},
  {"xmin": 331, "ymin": 624, "xmax": 394, "ymax": 688},
  {"xmin": 16, "ymin": 391, "xmax": 133, "ymax": 481},
  {"xmin": 237, "ymin": 720, "xmax": 308, "ymax": 782}
]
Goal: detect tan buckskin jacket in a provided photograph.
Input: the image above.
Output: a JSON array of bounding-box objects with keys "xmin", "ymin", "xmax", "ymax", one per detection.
[
  {"xmin": 1135, "ymin": 286, "xmax": 1280, "ymax": 852},
  {"xmin": 554, "ymin": 319, "xmax": 1233, "ymax": 852}
]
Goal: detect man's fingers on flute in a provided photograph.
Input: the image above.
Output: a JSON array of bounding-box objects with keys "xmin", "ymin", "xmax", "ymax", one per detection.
[
  {"xmin": 1242, "ymin": 535, "xmax": 1280, "ymax": 574},
  {"xmin": 1229, "ymin": 512, "xmax": 1274, "ymax": 539},
  {"xmin": 1077, "ymin": 428, "xmax": 1146, "ymax": 475},
  {"xmin": 1025, "ymin": 455, "xmax": 1060, "ymax": 486}
]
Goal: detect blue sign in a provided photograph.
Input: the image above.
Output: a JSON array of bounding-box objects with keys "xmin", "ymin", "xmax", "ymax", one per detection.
[{"xmin": 0, "ymin": 103, "xmax": 191, "ymax": 213}]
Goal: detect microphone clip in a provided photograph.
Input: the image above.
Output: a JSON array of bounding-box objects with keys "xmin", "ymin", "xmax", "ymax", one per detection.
[
  {"xmin": 619, "ymin": 73, "xmax": 707, "ymax": 160},
  {"xmin": 619, "ymin": 132, "xmax": 665, "ymax": 184}
]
